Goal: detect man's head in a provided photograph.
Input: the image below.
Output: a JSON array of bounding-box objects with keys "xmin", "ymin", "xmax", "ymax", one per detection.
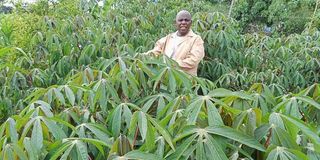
[{"xmin": 175, "ymin": 10, "xmax": 192, "ymax": 36}]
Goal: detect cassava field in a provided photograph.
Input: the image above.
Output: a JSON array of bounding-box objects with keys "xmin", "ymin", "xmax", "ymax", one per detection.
[{"xmin": 0, "ymin": 0, "xmax": 319, "ymax": 159}]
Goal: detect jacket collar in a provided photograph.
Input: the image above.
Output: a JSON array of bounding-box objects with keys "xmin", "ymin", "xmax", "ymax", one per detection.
[{"xmin": 170, "ymin": 29, "xmax": 196, "ymax": 38}]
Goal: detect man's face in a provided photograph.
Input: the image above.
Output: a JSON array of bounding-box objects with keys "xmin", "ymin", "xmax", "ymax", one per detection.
[{"xmin": 175, "ymin": 13, "xmax": 192, "ymax": 36}]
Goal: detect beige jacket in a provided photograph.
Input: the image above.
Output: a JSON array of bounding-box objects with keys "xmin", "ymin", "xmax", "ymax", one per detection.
[{"xmin": 148, "ymin": 30, "xmax": 205, "ymax": 76}]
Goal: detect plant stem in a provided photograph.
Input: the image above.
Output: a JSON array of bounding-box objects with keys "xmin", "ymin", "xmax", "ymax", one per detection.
[
  {"xmin": 264, "ymin": 128, "xmax": 272, "ymax": 148},
  {"xmin": 228, "ymin": 0, "xmax": 236, "ymax": 18},
  {"xmin": 132, "ymin": 127, "xmax": 139, "ymax": 149}
]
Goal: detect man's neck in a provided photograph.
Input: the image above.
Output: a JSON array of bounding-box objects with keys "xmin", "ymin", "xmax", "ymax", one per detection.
[{"xmin": 176, "ymin": 31, "xmax": 189, "ymax": 37}]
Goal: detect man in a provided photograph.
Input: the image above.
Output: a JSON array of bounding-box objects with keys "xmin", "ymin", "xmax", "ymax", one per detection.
[{"xmin": 145, "ymin": 10, "xmax": 205, "ymax": 76}]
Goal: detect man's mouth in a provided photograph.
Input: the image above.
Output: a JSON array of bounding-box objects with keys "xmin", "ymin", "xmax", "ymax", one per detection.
[{"xmin": 180, "ymin": 26, "xmax": 187, "ymax": 29}]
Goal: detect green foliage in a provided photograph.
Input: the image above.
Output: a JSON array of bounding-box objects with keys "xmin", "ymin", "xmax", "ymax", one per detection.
[
  {"xmin": 0, "ymin": 0, "xmax": 319, "ymax": 159},
  {"xmin": 232, "ymin": 0, "xmax": 318, "ymax": 34}
]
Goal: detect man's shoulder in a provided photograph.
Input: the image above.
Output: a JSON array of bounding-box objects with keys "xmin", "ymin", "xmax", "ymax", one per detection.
[
  {"xmin": 188, "ymin": 30, "xmax": 202, "ymax": 38},
  {"xmin": 159, "ymin": 32, "xmax": 174, "ymax": 39}
]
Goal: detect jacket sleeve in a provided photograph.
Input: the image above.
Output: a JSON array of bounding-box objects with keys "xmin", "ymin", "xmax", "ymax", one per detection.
[
  {"xmin": 145, "ymin": 36, "xmax": 167, "ymax": 56},
  {"xmin": 177, "ymin": 36, "xmax": 205, "ymax": 69}
]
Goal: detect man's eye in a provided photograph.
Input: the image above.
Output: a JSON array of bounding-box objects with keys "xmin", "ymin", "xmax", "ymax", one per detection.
[{"xmin": 179, "ymin": 19, "xmax": 190, "ymax": 22}]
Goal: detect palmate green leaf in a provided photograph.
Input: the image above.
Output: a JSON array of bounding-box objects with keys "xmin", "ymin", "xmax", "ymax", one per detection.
[
  {"xmin": 254, "ymin": 124, "xmax": 272, "ymax": 141},
  {"xmin": 64, "ymin": 85, "xmax": 75, "ymax": 106},
  {"xmin": 156, "ymin": 96, "xmax": 166, "ymax": 119},
  {"xmin": 147, "ymin": 115, "xmax": 175, "ymax": 151},
  {"xmin": 20, "ymin": 117, "xmax": 36, "ymax": 143},
  {"xmin": 79, "ymin": 137, "xmax": 111, "ymax": 154},
  {"xmin": 48, "ymin": 138, "xmax": 110, "ymax": 160},
  {"xmin": 297, "ymin": 83, "xmax": 320, "ymax": 97},
  {"xmin": 42, "ymin": 118, "xmax": 67, "ymax": 140},
  {"xmin": 48, "ymin": 117, "xmax": 76, "ymax": 131},
  {"xmin": 307, "ymin": 146, "xmax": 320, "ymax": 160},
  {"xmin": 48, "ymin": 140, "xmax": 74, "ymax": 160},
  {"xmin": 172, "ymin": 68, "xmax": 192, "ymax": 91},
  {"xmin": 112, "ymin": 105, "xmax": 123, "ymax": 137},
  {"xmin": 141, "ymin": 96, "xmax": 157, "ymax": 113},
  {"xmin": 92, "ymin": 79, "xmax": 108, "ymax": 106},
  {"xmin": 59, "ymin": 142, "xmax": 74, "ymax": 160},
  {"xmin": 166, "ymin": 134, "xmax": 198, "ymax": 160},
  {"xmin": 169, "ymin": 128, "xmax": 229, "ymax": 160},
  {"xmin": 227, "ymin": 143, "xmax": 254, "ymax": 160},
  {"xmin": 186, "ymin": 96, "xmax": 224, "ymax": 126},
  {"xmin": 136, "ymin": 59, "xmax": 155, "ymax": 77},
  {"xmin": 26, "ymin": 115, "xmax": 73, "ymax": 143},
  {"xmin": 158, "ymin": 96, "xmax": 184, "ymax": 122},
  {"xmin": 109, "ymin": 134, "xmax": 132, "ymax": 156},
  {"xmin": 129, "ymin": 111, "xmax": 139, "ymax": 135},
  {"xmin": 123, "ymin": 150, "xmax": 162, "ymax": 160},
  {"xmin": 23, "ymin": 138, "xmax": 36, "ymax": 160},
  {"xmin": 139, "ymin": 93, "xmax": 173, "ymax": 114},
  {"xmin": 22, "ymin": 88, "xmax": 47, "ymax": 104},
  {"xmin": 285, "ymin": 98, "xmax": 301, "ymax": 118},
  {"xmin": 206, "ymin": 126, "xmax": 265, "ymax": 152},
  {"xmin": 85, "ymin": 123, "xmax": 112, "ymax": 143},
  {"xmin": 30, "ymin": 100, "xmax": 53, "ymax": 117},
  {"xmin": 54, "ymin": 88, "xmax": 66, "ymax": 105},
  {"xmin": 252, "ymin": 93, "xmax": 270, "ymax": 115},
  {"xmin": 73, "ymin": 123, "xmax": 112, "ymax": 145},
  {"xmin": 152, "ymin": 67, "xmax": 168, "ymax": 91},
  {"xmin": 145, "ymin": 121, "xmax": 156, "ymax": 150},
  {"xmin": 138, "ymin": 111, "xmax": 148, "ymax": 141},
  {"xmin": 161, "ymin": 110, "xmax": 184, "ymax": 132},
  {"xmin": 158, "ymin": 100, "xmax": 179, "ymax": 121},
  {"xmin": 209, "ymin": 88, "xmax": 234, "ymax": 97},
  {"xmin": 136, "ymin": 67, "xmax": 148, "ymax": 91},
  {"xmin": 232, "ymin": 110, "xmax": 247, "ymax": 130},
  {"xmin": 206, "ymin": 99, "xmax": 223, "ymax": 126},
  {"xmin": 266, "ymin": 146, "xmax": 308, "ymax": 160},
  {"xmin": 98, "ymin": 57, "xmax": 118, "ymax": 71},
  {"xmin": 181, "ymin": 144, "xmax": 197, "ymax": 160},
  {"xmin": 120, "ymin": 74, "xmax": 130, "ymax": 98},
  {"xmin": 281, "ymin": 111, "xmax": 300, "ymax": 138},
  {"xmin": 248, "ymin": 109, "xmax": 259, "ymax": 135},
  {"xmin": 185, "ymin": 96, "xmax": 204, "ymax": 125},
  {"xmin": 6, "ymin": 118, "xmax": 18, "ymax": 143},
  {"xmin": 76, "ymin": 140, "xmax": 88, "ymax": 160},
  {"xmin": 205, "ymin": 134, "xmax": 228, "ymax": 160},
  {"xmin": 209, "ymin": 88, "xmax": 253, "ymax": 100},
  {"xmin": 269, "ymin": 112, "xmax": 285, "ymax": 130},
  {"xmin": 31, "ymin": 118, "xmax": 43, "ymax": 153},
  {"xmin": 2, "ymin": 143, "xmax": 14, "ymax": 160},
  {"xmin": 47, "ymin": 88, "xmax": 53, "ymax": 104},
  {"xmin": 168, "ymin": 68, "xmax": 176, "ymax": 93},
  {"xmin": 196, "ymin": 135, "xmax": 205, "ymax": 160},
  {"xmin": 126, "ymin": 70, "xmax": 140, "ymax": 94},
  {"xmin": 11, "ymin": 143, "xmax": 28, "ymax": 160},
  {"xmin": 295, "ymin": 96, "xmax": 320, "ymax": 110},
  {"xmin": 272, "ymin": 126, "xmax": 300, "ymax": 150},
  {"xmin": 280, "ymin": 114, "xmax": 320, "ymax": 151},
  {"xmin": 155, "ymin": 136, "xmax": 165, "ymax": 158},
  {"xmin": 77, "ymin": 124, "xmax": 86, "ymax": 138}
]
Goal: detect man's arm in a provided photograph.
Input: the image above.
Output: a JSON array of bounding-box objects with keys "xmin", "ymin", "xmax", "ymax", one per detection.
[
  {"xmin": 145, "ymin": 36, "xmax": 167, "ymax": 56},
  {"xmin": 176, "ymin": 36, "xmax": 205, "ymax": 69}
]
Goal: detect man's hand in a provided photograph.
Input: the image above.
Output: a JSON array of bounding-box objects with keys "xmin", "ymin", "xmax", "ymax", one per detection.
[{"xmin": 142, "ymin": 50, "xmax": 160, "ymax": 56}]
